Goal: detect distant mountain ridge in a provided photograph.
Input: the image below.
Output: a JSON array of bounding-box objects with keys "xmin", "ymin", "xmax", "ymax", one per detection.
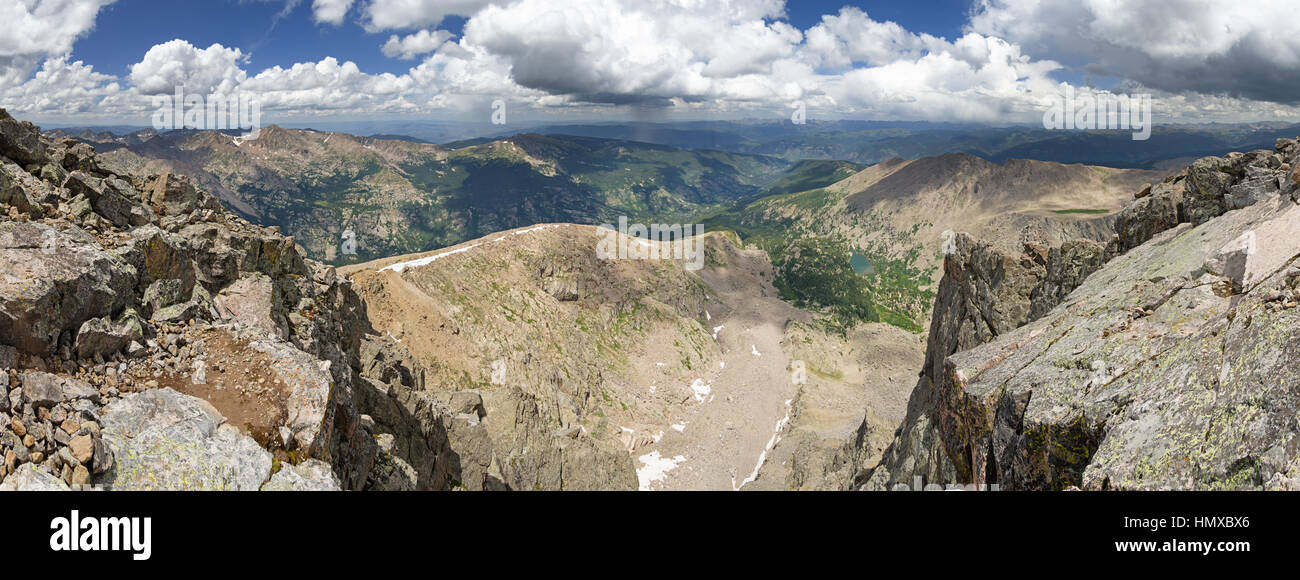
[
  {"xmin": 85, "ymin": 126, "xmax": 790, "ymax": 265},
  {"xmin": 48, "ymin": 119, "xmax": 1300, "ymax": 169}
]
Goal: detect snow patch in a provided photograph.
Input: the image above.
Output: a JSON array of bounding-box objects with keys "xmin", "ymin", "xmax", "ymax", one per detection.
[
  {"xmin": 690, "ymin": 379, "xmax": 712, "ymax": 403},
  {"xmin": 380, "ymin": 244, "xmax": 481, "ymax": 273},
  {"xmin": 732, "ymin": 399, "xmax": 793, "ymax": 491},
  {"xmin": 637, "ymin": 451, "xmax": 686, "ymax": 491},
  {"xmin": 379, "ymin": 225, "xmax": 566, "ymax": 273}
]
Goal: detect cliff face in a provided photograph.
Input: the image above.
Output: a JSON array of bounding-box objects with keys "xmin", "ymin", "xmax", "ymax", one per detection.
[{"xmin": 859, "ymin": 140, "xmax": 1300, "ymax": 490}]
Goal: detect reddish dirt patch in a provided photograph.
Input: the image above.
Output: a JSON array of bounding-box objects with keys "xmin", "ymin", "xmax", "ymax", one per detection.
[{"xmin": 156, "ymin": 328, "xmax": 290, "ymax": 450}]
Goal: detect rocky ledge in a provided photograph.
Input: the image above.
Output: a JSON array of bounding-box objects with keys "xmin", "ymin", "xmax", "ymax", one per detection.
[{"xmin": 858, "ymin": 139, "xmax": 1300, "ymax": 490}]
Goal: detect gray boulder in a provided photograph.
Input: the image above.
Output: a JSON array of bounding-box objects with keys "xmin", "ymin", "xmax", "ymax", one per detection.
[
  {"xmin": 0, "ymin": 160, "xmax": 48, "ymax": 217},
  {"xmin": 19, "ymin": 372, "xmax": 63, "ymax": 408},
  {"xmin": 100, "ymin": 388, "xmax": 272, "ymax": 491},
  {"xmin": 260, "ymin": 459, "xmax": 341, "ymax": 491},
  {"xmin": 0, "ymin": 222, "xmax": 136, "ymax": 355},
  {"xmin": 249, "ymin": 339, "xmax": 336, "ymax": 457},
  {"xmin": 0, "ymin": 109, "xmax": 48, "ymax": 166},
  {"xmin": 63, "ymin": 171, "xmax": 154, "ymax": 228},
  {"xmin": 0, "ymin": 464, "xmax": 69, "ymax": 491},
  {"xmin": 74, "ymin": 310, "xmax": 144, "ymax": 359}
]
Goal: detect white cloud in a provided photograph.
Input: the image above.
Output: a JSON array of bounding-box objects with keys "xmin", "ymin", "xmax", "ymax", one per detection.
[
  {"xmin": 968, "ymin": 0, "xmax": 1300, "ymax": 103},
  {"xmin": 241, "ymin": 57, "xmax": 416, "ymax": 112},
  {"xmin": 0, "ymin": 0, "xmax": 117, "ymax": 93},
  {"xmin": 127, "ymin": 40, "xmax": 247, "ymax": 96},
  {"xmin": 362, "ymin": 0, "xmax": 498, "ymax": 32},
  {"xmin": 6, "ymin": 0, "xmax": 1300, "ymax": 124},
  {"xmin": 802, "ymin": 7, "xmax": 939, "ymax": 70},
  {"xmin": 381, "ymin": 29, "xmax": 453, "ymax": 60},
  {"xmin": 830, "ymin": 33, "xmax": 1063, "ymax": 122},
  {"xmin": 460, "ymin": 0, "xmax": 797, "ymax": 104},
  {"xmin": 0, "ymin": 0, "xmax": 116, "ymax": 57},
  {"xmin": 0, "ymin": 55, "xmax": 121, "ymax": 114},
  {"xmin": 311, "ymin": 0, "xmax": 355, "ymax": 25}
]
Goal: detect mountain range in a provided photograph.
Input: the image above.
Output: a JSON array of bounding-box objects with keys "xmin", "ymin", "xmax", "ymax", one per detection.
[
  {"xmin": 78, "ymin": 126, "xmax": 1171, "ymax": 334},
  {"xmin": 4, "ymin": 107, "xmax": 1300, "ymax": 491},
  {"xmin": 92, "ymin": 127, "xmax": 788, "ymax": 264}
]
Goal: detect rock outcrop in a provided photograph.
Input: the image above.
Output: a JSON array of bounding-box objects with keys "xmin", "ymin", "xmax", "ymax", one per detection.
[
  {"xmin": 857, "ymin": 138, "xmax": 1300, "ymax": 490},
  {"xmin": 0, "ymin": 108, "xmax": 383, "ymax": 491}
]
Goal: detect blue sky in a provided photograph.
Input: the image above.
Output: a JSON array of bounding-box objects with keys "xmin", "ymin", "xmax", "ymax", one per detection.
[
  {"xmin": 74, "ymin": 0, "xmax": 972, "ymax": 77},
  {"xmin": 2, "ymin": 0, "xmax": 1298, "ymax": 125}
]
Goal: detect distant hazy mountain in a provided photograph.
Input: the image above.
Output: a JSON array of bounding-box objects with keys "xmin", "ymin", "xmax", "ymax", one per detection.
[
  {"xmin": 51, "ymin": 118, "xmax": 1300, "ymax": 169},
  {"xmin": 44, "ymin": 127, "xmax": 159, "ymax": 152},
  {"xmin": 410, "ymin": 119, "xmax": 1300, "ymax": 169},
  {"xmin": 89, "ymin": 126, "xmax": 790, "ymax": 265}
]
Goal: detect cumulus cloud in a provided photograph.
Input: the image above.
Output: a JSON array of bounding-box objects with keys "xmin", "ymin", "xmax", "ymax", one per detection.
[
  {"xmin": 311, "ymin": 0, "xmax": 355, "ymax": 25},
  {"xmin": 128, "ymin": 40, "xmax": 248, "ymax": 96},
  {"xmin": 0, "ymin": 0, "xmax": 116, "ymax": 57},
  {"xmin": 968, "ymin": 0, "xmax": 1300, "ymax": 103},
  {"xmin": 803, "ymin": 7, "xmax": 941, "ymax": 70},
  {"xmin": 0, "ymin": 0, "xmax": 117, "ymax": 94},
  {"xmin": 362, "ymin": 0, "xmax": 498, "ymax": 32},
  {"xmin": 381, "ymin": 29, "xmax": 453, "ymax": 60},
  {"xmin": 830, "ymin": 33, "xmax": 1063, "ymax": 122},
  {"xmin": 460, "ymin": 0, "xmax": 798, "ymax": 104},
  {"xmin": 7, "ymin": 0, "xmax": 1300, "ymax": 124},
  {"xmin": 242, "ymin": 57, "xmax": 416, "ymax": 112},
  {"xmin": 0, "ymin": 55, "xmax": 121, "ymax": 114}
]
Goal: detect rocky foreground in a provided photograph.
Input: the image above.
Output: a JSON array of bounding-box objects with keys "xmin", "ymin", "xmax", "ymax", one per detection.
[
  {"xmin": 856, "ymin": 138, "xmax": 1300, "ymax": 490},
  {"xmin": 0, "ymin": 108, "xmax": 417, "ymax": 490}
]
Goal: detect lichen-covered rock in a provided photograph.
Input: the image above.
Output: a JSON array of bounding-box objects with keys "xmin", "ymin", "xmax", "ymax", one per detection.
[
  {"xmin": 0, "ymin": 464, "xmax": 69, "ymax": 491},
  {"xmin": 0, "ymin": 109, "xmax": 380, "ymax": 491},
  {"xmin": 146, "ymin": 173, "xmax": 213, "ymax": 217},
  {"xmin": 261, "ymin": 459, "xmax": 341, "ymax": 491},
  {"xmin": 366, "ymin": 433, "xmax": 419, "ymax": 491},
  {"xmin": 100, "ymin": 389, "xmax": 272, "ymax": 491},
  {"xmin": 1, "ymin": 160, "xmax": 49, "ymax": 217},
  {"xmin": 941, "ymin": 198, "xmax": 1300, "ymax": 490}
]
